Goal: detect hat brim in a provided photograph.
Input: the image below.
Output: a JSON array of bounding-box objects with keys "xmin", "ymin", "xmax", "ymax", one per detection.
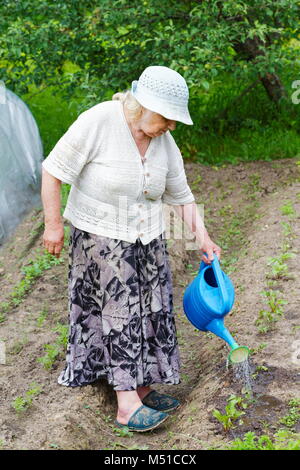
[{"xmin": 131, "ymin": 80, "xmax": 193, "ymax": 125}]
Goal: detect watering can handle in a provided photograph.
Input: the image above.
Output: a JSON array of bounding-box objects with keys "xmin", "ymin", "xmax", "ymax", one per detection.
[{"xmin": 203, "ymin": 252, "xmax": 230, "ymax": 313}]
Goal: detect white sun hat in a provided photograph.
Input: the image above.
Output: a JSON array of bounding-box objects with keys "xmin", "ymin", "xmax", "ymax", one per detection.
[{"xmin": 131, "ymin": 65, "xmax": 193, "ymax": 125}]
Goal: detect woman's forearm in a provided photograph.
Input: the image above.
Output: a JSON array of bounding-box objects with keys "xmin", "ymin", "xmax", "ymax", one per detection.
[
  {"xmin": 41, "ymin": 168, "xmax": 63, "ymax": 227},
  {"xmin": 172, "ymin": 201, "xmax": 208, "ymax": 247}
]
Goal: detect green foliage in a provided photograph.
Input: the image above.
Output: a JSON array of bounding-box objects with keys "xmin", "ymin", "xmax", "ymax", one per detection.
[
  {"xmin": 224, "ymin": 430, "xmax": 300, "ymax": 450},
  {"xmin": 280, "ymin": 221, "xmax": 293, "ymax": 237},
  {"xmin": 255, "ymin": 289, "xmax": 288, "ymax": 333},
  {"xmin": 21, "ymin": 85, "xmax": 83, "ymax": 156},
  {"xmin": 11, "ymin": 382, "xmax": 43, "ymax": 414},
  {"xmin": 8, "ymin": 251, "xmax": 65, "ymax": 308},
  {"xmin": 52, "ymin": 323, "xmax": 69, "ymax": 348},
  {"xmin": 0, "ymin": 0, "xmax": 300, "ymax": 163},
  {"xmin": 279, "ymin": 399, "xmax": 300, "ymax": 430},
  {"xmin": 212, "ymin": 394, "xmax": 248, "ymax": 432},
  {"xmin": 36, "ymin": 343, "xmax": 61, "ymax": 370},
  {"xmin": 280, "ymin": 201, "xmax": 296, "ymax": 217},
  {"xmin": 1, "ymin": 0, "xmax": 299, "ymax": 99},
  {"xmin": 266, "ymin": 252, "xmax": 296, "ymax": 280},
  {"xmin": 1, "ymin": 0, "xmax": 300, "ymax": 165},
  {"xmin": 112, "ymin": 426, "xmax": 134, "ymax": 438},
  {"xmin": 36, "ymin": 307, "xmax": 49, "ymax": 327},
  {"xmin": 37, "ymin": 321, "xmax": 69, "ymax": 370}
]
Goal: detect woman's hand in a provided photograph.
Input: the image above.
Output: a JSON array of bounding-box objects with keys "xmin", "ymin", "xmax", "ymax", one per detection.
[
  {"xmin": 42, "ymin": 222, "xmax": 65, "ymax": 258},
  {"xmin": 200, "ymin": 232, "xmax": 222, "ymax": 265}
]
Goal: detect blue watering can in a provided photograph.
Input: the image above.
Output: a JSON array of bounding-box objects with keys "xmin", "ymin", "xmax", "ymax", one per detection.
[{"xmin": 183, "ymin": 252, "xmax": 250, "ymax": 364}]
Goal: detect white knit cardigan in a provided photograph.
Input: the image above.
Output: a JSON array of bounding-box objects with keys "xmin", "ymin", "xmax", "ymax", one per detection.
[{"xmin": 42, "ymin": 100, "xmax": 195, "ymax": 244}]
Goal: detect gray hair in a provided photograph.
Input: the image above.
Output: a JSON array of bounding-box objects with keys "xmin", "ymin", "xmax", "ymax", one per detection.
[{"xmin": 112, "ymin": 89, "xmax": 144, "ymax": 122}]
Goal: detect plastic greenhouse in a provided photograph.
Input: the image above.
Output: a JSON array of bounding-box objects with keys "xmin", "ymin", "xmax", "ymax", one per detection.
[{"xmin": 0, "ymin": 84, "xmax": 43, "ymax": 246}]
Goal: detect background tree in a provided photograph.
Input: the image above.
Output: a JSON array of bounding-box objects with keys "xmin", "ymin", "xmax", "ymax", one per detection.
[{"xmin": 1, "ymin": 0, "xmax": 299, "ymax": 163}]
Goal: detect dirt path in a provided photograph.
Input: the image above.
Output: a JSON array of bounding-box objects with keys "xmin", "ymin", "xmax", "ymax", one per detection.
[{"xmin": 0, "ymin": 158, "xmax": 299, "ymax": 450}]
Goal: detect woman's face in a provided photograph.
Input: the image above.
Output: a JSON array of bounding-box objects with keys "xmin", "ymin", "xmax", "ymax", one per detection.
[{"xmin": 140, "ymin": 108, "xmax": 176, "ymax": 137}]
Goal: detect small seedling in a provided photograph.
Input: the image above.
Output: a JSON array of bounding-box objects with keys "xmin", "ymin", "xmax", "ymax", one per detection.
[
  {"xmin": 279, "ymin": 399, "xmax": 300, "ymax": 431},
  {"xmin": 36, "ymin": 343, "xmax": 61, "ymax": 370},
  {"xmin": 266, "ymin": 252, "xmax": 295, "ymax": 280},
  {"xmin": 280, "ymin": 201, "xmax": 296, "ymax": 217},
  {"xmin": 12, "ymin": 382, "xmax": 43, "ymax": 414},
  {"xmin": 212, "ymin": 394, "xmax": 248, "ymax": 432},
  {"xmin": 250, "ymin": 343, "xmax": 268, "ymax": 355},
  {"xmin": 280, "ymin": 221, "xmax": 293, "ymax": 237},
  {"xmin": 252, "ymin": 365, "xmax": 268, "ymax": 379},
  {"xmin": 224, "ymin": 430, "xmax": 300, "ymax": 450},
  {"xmin": 113, "ymin": 426, "xmax": 134, "ymax": 438},
  {"xmin": 255, "ymin": 289, "xmax": 288, "ymax": 333},
  {"xmin": 36, "ymin": 307, "xmax": 49, "ymax": 327}
]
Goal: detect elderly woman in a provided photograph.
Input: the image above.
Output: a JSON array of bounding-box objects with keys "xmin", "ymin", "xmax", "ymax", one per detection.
[{"xmin": 41, "ymin": 65, "xmax": 221, "ymax": 432}]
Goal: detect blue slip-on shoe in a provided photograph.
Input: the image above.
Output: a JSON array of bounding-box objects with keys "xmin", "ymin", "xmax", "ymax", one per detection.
[
  {"xmin": 141, "ymin": 390, "xmax": 181, "ymax": 412},
  {"xmin": 114, "ymin": 404, "xmax": 169, "ymax": 432}
]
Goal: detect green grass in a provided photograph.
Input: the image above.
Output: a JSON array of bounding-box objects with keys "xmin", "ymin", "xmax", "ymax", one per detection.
[
  {"xmin": 21, "ymin": 84, "xmax": 84, "ymax": 157},
  {"xmin": 174, "ymin": 67, "xmax": 300, "ymax": 165}
]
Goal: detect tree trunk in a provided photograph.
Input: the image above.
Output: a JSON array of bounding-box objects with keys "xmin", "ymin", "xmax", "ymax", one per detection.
[
  {"xmin": 259, "ymin": 73, "xmax": 287, "ymax": 102},
  {"xmin": 232, "ymin": 37, "xmax": 287, "ymax": 103}
]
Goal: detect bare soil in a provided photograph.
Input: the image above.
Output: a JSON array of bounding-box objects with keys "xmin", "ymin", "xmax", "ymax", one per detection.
[{"xmin": 0, "ymin": 157, "xmax": 299, "ymax": 450}]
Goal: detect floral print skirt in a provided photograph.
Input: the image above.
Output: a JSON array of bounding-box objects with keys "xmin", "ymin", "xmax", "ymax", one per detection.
[{"xmin": 57, "ymin": 224, "xmax": 181, "ymax": 391}]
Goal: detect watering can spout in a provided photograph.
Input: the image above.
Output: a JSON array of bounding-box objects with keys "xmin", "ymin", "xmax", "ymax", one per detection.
[
  {"xmin": 206, "ymin": 318, "xmax": 238, "ymax": 349},
  {"xmin": 206, "ymin": 318, "xmax": 250, "ymax": 364}
]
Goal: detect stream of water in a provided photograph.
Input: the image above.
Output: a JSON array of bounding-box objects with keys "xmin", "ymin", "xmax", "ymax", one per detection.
[{"xmin": 226, "ymin": 357, "xmax": 253, "ymax": 395}]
